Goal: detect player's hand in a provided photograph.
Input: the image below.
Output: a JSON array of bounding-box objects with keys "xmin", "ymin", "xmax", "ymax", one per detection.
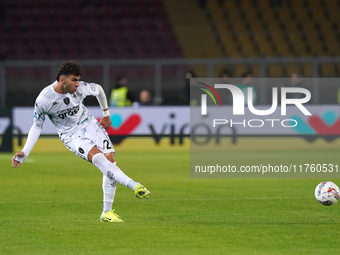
[
  {"xmin": 12, "ymin": 151, "xmax": 24, "ymax": 168},
  {"xmin": 100, "ymin": 116, "xmax": 112, "ymax": 130}
]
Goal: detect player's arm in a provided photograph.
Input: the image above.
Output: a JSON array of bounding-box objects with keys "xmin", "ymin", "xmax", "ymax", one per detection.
[
  {"xmin": 12, "ymin": 123, "xmax": 42, "ymax": 168},
  {"xmin": 96, "ymin": 85, "xmax": 111, "ymax": 130}
]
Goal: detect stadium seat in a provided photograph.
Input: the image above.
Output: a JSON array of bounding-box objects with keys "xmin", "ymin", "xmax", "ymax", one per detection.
[
  {"xmin": 271, "ymin": 33, "xmax": 292, "ymax": 56},
  {"xmin": 233, "ymin": 64, "xmax": 249, "ymax": 77},
  {"xmin": 277, "ymin": 7, "xmax": 292, "ymax": 22},
  {"xmin": 123, "ymin": 66, "xmax": 140, "ymax": 79},
  {"xmin": 260, "ymin": 9, "xmax": 276, "ymax": 23},
  {"xmin": 320, "ymin": 63, "xmax": 337, "ymax": 77},
  {"xmin": 324, "ymin": 0, "xmax": 340, "ymax": 15},
  {"xmin": 248, "ymin": 21, "xmax": 265, "ymax": 34},
  {"xmin": 311, "ymin": 8, "xmax": 327, "ymax": 21},
  {"xmin": 290, "ymin": 0, "xmax": 307, "ymax": 12},
  {"xmin": 232, "ymin": 21, "xmax": 248, "ymax": 35},
  {"xmin": 286, "ymin": 33, "xmax": 310, "ymax": 57},
  {"xmin": 240, "ymin": 0, "xmax": 255, "ymax": 10},
  {"xmin": 83, "ymin": 66, "xmax": 102, "ymax": 79},
  {"xmin": 250, "ymin": 64, "xmax": 261, "ymax": 77},
  {"xmin": 267, "ymin": 64, "xmax": 284, "ymax": 77},
  {"xmin": 283, "ymin": 22, "xmax": 300, "ymax": 35},
  {"xmin": 302, "ymin": 63, "xmax": 314, "ymax": 77},
  {"xmin": 140, "ymin": 66, "xmax": 155, "ymax": 78},
  {"xmin": 256, "ymin": 0, "xmax": 271, "ymax": 9},
  {"xmin": 222, "ymin": 36, "xmax": 241, "ymax": 57},
  {"xmin": 237, "ymin": 34, "xmax": 259, "ymax": 57},
  {"xmin": 286, "ymin": 63, "xmax": 302, "ymax": 76}
]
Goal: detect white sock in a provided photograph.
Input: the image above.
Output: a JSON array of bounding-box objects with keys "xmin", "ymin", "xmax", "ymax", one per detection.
[
  {"xmin": 102, "ymin": 174, "xmax": 116, "ymax": 213},
  {"xmin": 103, "ymin": 201, "xmax": 113, "ymax": 214},
  {"xmin": 127, "ymin": 180, "xmax": 141, "ymax": 191},
  {"xmin": 92, "ymin": 153, "xmax": 132, "ymax": 187}
]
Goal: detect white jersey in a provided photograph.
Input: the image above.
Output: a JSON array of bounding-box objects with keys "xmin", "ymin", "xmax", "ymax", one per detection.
[{"xmin": 33, "ymin": 81, "xmax": 99, "ymax": 141}]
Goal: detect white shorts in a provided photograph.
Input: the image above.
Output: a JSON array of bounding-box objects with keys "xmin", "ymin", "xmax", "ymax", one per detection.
[{"xmin": 63, "ymin": 119, "xmax": 115, "ymax": 161}]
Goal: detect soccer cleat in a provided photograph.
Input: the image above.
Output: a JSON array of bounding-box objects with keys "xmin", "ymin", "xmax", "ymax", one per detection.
[
  {"xmin": 134, "ymin": 184, "xmax": 151, "ymax": 199},
  {"xmin": 100, "ymin": 210, "xmax": 124, "ymax": 223}
]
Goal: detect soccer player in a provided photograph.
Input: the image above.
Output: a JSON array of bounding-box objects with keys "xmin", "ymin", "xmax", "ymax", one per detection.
[{"xmin": 12, "ymin": 61, "xmax": 151, "ymax": 223}]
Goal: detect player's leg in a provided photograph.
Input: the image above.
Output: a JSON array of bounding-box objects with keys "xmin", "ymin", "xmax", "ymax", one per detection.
[
  {"xmin": 89, "ymin": 120, "xmax": 150, "ymax": 197},
  {"xmin": 64, "ymin": 123, "xmax": 150, "ymax": 197},
  {"xmin": 101, "ymin": 153, "xmax": 117, "ymax": 219},
  {"xmin": 89, "ymin": 147, "xmax": 150, "ymax": 197},
  {"xmin": 102, "ymin": 174, "xmax": 116, "ymax": 213},
  {"xmin": 87, "ymin": 121, "xmax": 145, "ymax": 191},
  {"xmin": 102, "ymin": 153, "xmax": 116, "ymax": 214},
  {"xmin": 97, "ymin": 152, "xmax": 125, "ymax": 222},
  {"xmin": 100, "ymin": 174, "xmax": 124, "ymax": 222},
  {"xmin": 89, "ymin": 148, "xmax": 150, "ymax": 222},
  {"xmin": 89, "ymin": 147, "xmax": 133, "ymax": 186},
  {"xmin": 64, "ymin": 119, "xmax": 151, "ymax": 195}
]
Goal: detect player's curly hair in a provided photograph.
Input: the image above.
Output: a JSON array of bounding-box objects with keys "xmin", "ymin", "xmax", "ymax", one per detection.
[{"xmin": 56, "ymin": 61, "xmax": 84, "ymax": 81}]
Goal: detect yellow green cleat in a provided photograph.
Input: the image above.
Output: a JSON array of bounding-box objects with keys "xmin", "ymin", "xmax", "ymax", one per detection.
[
  {"xmin": 134, "ymin": 184, "xmax": 151, "ymax": 199},
  {"xmin": 100, "ymin": 210, "xmax": 124, "ymax": 223}
]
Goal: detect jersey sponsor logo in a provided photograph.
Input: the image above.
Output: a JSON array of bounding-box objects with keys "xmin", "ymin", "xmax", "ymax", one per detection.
[
  {"xmin": 57, "ymin": 105, "xmax": 80, "ymax": 119},
  {"xmin": 52, "ymin": 101, "xmax": 58, "ymax": 106},
  {"xmin": 63, "ymin": 97, "xmax": 70, "ymax": 105}
]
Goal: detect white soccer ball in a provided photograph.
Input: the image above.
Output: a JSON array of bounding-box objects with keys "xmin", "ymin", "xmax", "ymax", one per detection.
[{"xmin": 315, "ymin": 181, "xmax": 340, "ymax": 206}]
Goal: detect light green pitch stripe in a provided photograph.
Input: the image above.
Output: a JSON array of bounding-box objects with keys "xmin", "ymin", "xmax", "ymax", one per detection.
[{"xmin": 198, "ymin": 87, "xmax": 217, "ymax": 106}]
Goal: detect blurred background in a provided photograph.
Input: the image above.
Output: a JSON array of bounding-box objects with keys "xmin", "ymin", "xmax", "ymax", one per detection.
[{"xmin": 0, "ymin": 0, "xmax": 340, "ymax": 108}]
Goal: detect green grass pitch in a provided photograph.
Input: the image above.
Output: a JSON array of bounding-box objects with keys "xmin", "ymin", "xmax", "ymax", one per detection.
[{"xmin": 0, "ymin": 139, "xmax": 339, "ymax": 255}]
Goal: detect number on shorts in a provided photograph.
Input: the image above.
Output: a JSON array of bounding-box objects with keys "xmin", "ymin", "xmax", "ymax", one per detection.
[{"xmin": 103, "ymin": 140, "xmax": 112, "ymax": 150}]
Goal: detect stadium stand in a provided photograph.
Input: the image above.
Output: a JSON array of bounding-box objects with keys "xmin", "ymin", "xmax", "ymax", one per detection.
[
  {"xmin": 206, "ymin": 0, "xmax": 340, "ymax": 77},
  {"xmin": 0, "ymin": 0, "xmax": 188, "ymax": 106},
  {"xmin": 162, "ymin": 0, "xmax": 223, "ymax": 76},
  {"xmin": 2, "ymin": 0, "xmax": 340, "ymax": 107},
  {"xmin": 0, "ymin": 0, "xmax": 182, "ymax": 61},
  {"xmin": 162, "ymin": 0, "xmax": 222, "ymax": 59}
]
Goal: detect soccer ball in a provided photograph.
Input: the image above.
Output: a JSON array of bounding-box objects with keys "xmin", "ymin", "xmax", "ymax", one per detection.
[{"xmin": 315, "ymin": 181, "xmax": 340, "ymax": 206}]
